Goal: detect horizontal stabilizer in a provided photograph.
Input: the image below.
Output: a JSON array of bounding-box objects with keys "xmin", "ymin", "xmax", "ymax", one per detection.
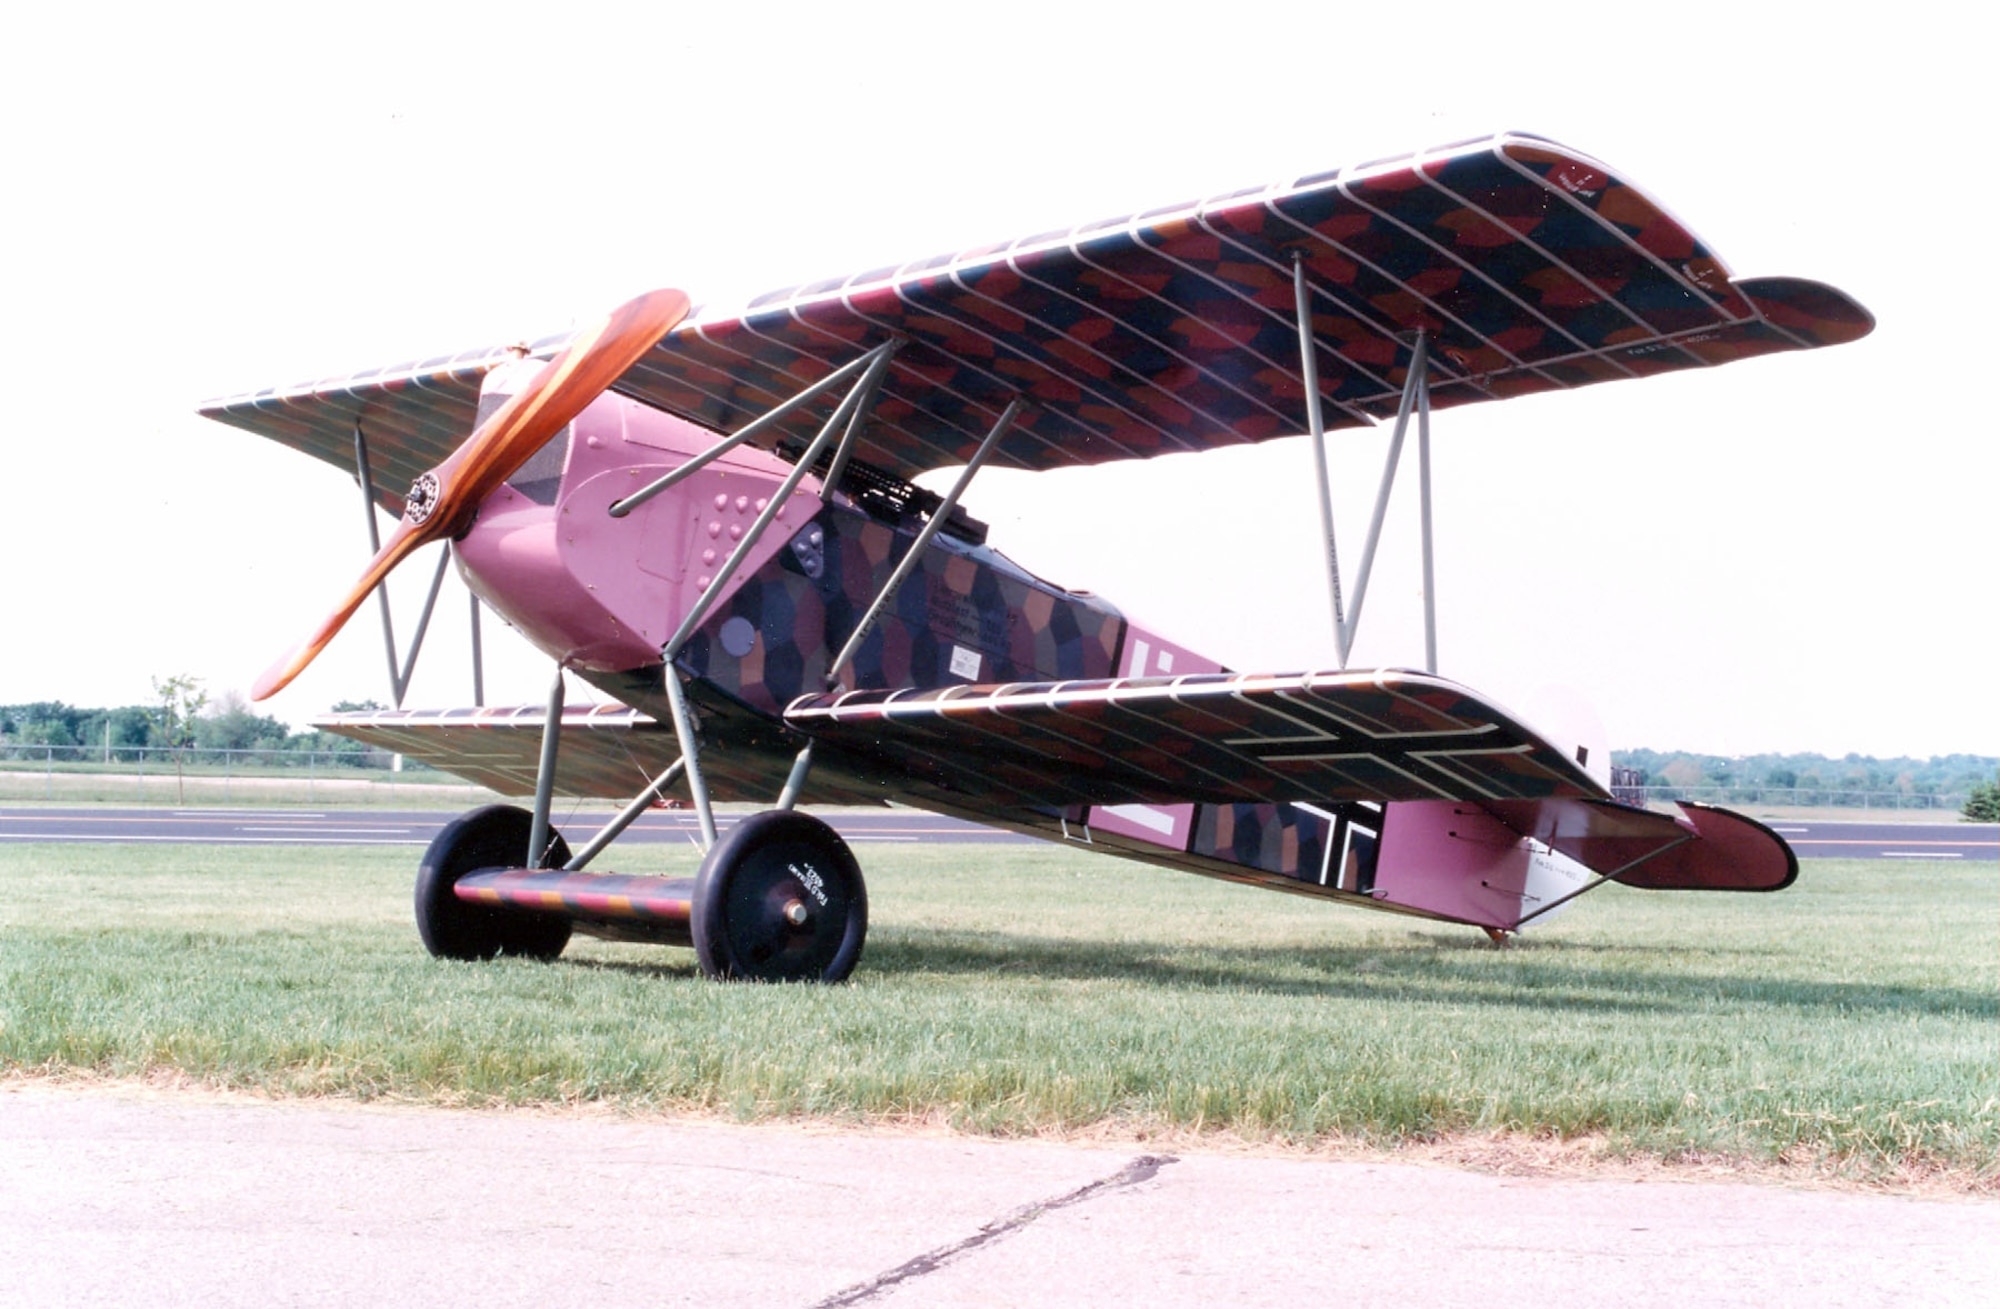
[
  {"xmin": 1609, "ymin": 802, "xmax": 1797, "ymax": 891},
  {"xmin": 1479, "ymin": 796, "xmax": 1797, "ymax": 892},
  {"xmin": 1358, "ymin": 794, "xmax": 1794, "ymax": 932}
]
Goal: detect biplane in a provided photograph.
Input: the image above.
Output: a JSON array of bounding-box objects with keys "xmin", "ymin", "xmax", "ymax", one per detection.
[{"xmin": 201, "ymin": 133, "xmax": 1872, "ymax": 982}]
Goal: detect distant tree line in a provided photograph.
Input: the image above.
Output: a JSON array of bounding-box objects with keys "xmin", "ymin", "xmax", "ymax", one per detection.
[
  {"xmin": 1613, "ymin": 748, "xmax": 1998, "ymax": 820},
  {"xmin": 1, "ymin": 680, "xmax": 394, "ymax": 769},
  {"xmin": 6, "ymin": 685, "xmax": 1993, "ymax": 810}
]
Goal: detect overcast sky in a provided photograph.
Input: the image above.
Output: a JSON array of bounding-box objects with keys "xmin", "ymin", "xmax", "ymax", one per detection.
[{"xmin": 4, "ymin": 1, "xmax": 1991, "ymax": 760}]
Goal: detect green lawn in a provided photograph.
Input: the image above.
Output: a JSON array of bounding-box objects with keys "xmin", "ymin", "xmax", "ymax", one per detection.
[{"xmin": 1, "ymin": 838, "xmax": 1992, "ymax": 1185}]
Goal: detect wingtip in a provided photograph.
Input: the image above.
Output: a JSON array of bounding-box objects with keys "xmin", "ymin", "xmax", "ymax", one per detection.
[{"xmin": 1737, "ymin": 276, "xmax": 1876, "ymax": 349}]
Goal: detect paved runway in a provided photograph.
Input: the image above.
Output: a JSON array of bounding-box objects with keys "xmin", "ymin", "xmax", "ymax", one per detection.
[
  {"xmin": 3, "ymin": 1084, "xmax": 1991, "ymax": 1309},
  {"xmin": 1, "ymin": 805, "xmax": 1993, "ymax": 860},
  {"xmin": 0, "ymin": 805, "xmax": 1029, "ymax": 849},
  {"xmin": 1758, "ymin": 818, "xmax": 1996, "ymax": 861}
]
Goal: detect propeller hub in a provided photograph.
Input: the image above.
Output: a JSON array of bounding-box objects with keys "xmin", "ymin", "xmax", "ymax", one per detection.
[
  {"xmin": 250, "ymin": 286, "xmax": 690, "ymax": 702},
  {"xmin": 405, "ymin": 472, "xmax": 441, "ymax": 524}
]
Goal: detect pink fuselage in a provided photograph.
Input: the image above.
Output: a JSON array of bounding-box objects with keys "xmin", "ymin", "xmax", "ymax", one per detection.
[
  {"xmin": 449, "ymin": 365, "xmax": 1587, "ymax": 932},
  {"xmin": 454, "ymin": 362, "xmax": 1133, "ymax": 714}
]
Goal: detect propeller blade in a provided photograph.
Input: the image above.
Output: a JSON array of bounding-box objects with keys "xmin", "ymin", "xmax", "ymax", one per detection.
[
  {"xmin": 249, "ymin": 514, "xmax": 430, "ymax": 702},
  {"xmin": 251, "ymin": 288, "xmax": 692, "ymax": 701}
]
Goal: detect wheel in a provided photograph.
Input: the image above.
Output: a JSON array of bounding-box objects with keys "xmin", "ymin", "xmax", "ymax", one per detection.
[
  {"xmin": 414, "ymin": 804, "xmax": 574, "ymax": 962},
  {"xmin": 692, "ymin": 810, "xmax": 867, "ymax": 982}
]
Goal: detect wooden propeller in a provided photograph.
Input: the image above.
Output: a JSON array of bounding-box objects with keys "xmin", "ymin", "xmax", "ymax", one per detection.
[{"xmin": 251, "ymin": 288, "xmax": 692, "ymax": 702}]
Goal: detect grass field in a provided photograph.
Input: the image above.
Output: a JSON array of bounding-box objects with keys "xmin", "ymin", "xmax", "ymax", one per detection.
[{"xmin": 1, "ymin": 837, "xmax": 1992, "ymax": 1187}]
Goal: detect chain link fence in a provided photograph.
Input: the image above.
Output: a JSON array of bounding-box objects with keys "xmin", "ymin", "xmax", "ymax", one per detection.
[{"xmin": 1623, "ymin": 785, "xmax": 1969, "ymax": 813}]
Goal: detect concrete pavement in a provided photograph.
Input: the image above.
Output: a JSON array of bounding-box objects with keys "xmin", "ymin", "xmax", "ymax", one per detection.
[{"xmin": 2, "ymin": 1083, "xmax": 1993, "ymax": 1308}]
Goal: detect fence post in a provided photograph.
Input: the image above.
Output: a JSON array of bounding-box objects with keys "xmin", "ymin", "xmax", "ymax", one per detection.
[{"xmin": 45, "ymin": 745, "xmax": 53, "ymax": 801}]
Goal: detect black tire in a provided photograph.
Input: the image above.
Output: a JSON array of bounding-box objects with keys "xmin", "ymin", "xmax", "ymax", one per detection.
[
  {"xmin": 692, "ymin": 810, "xmax": 867, "ymax": 983},
  {"xmin": 414, "ymin": 804, "xmax": 574, "ymax": 962}
]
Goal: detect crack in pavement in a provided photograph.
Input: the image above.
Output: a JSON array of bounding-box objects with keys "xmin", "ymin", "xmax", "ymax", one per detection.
[{"xmin": 807, "ymin": 1154, "xmax": 1177, "ymax": 1307}]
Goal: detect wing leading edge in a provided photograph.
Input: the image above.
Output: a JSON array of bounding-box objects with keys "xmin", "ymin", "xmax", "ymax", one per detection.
[{"xmin": 784, "ymin": 668, "xmax": 1605, "ymax": 809}]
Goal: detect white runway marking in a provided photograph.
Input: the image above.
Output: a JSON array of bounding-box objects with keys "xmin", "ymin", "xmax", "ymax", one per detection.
[
  {"xmin": 236, "ymin": 826, "xmax": 415, "ymax": 835},
  {"xmin": 0, "ymin": 834, "xmax": 428, "ymax": 846},
  {"xmin": 175, "ymin": 810, "xmax": 329, "ymax": 819}
]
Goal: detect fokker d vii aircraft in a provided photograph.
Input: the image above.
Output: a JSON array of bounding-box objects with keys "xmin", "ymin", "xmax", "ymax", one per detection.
[{"xmin": 202, "ymin": 133, "xmax": 1872, "ymax": 982}]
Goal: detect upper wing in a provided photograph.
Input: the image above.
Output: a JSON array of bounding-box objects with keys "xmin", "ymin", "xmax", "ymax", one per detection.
[
  {"xmin": 199, "ymin": 342, "xmax": 562, "ymax": 516},
  {"xmin": 202, "ymin": 134, "xmax": 1872, "ymax": 490},
  {"xmin": 784, "ymin": 668, "xmax": 1604, "ymax": 810},
  {"xmin": 622, "ymin": 132, "xmax": 1872, "ymax": 480}
]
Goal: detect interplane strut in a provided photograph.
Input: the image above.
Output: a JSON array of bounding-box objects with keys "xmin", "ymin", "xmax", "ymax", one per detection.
[
  {"xmin": 352, "ymin": 424, "xmax": 473, "ymax": 708},
  {"xmin": 1291, "ymin": 262, "xmax": 1438, "ymax": 674}
]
